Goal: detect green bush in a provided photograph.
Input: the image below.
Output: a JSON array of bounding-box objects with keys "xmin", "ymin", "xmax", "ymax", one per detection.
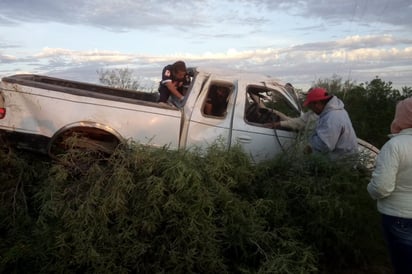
[
  {"xmin": 0, "ymin": 148, "xmax": 49, "ymax": 273},
  {"xmin": 254, "ymin": 150, "xmax": 390, "ymax": 273},
  {"xmin": 0, "ymin": 143, "xmax": 390, "ymax": 273}
]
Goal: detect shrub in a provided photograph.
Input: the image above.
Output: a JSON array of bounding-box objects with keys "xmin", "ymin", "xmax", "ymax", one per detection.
[
  {"xmin": 0, "ymin": 142, "xmax": 389, "ymax": 273},
  {"xmin": 254, "ymin": 151, "xmax": 390, "ymax": 273}
]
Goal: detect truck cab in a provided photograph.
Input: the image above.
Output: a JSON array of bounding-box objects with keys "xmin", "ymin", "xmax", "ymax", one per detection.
[{"xmin": 182, "ymin": 67, "xmax": 301, "ymax": 163}]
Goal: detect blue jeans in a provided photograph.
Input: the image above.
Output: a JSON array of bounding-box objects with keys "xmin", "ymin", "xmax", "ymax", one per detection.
[{"xmin": 381, "ymin": 214, "xmax": 412, "ymax": 274}]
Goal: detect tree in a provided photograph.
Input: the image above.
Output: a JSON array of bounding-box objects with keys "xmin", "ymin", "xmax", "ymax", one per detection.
[
  {"xmin": 337, "ymin": 77, "xmax": 404, "ymax": 148},
  {"xmin": 401, "ymin": 86, "xmax": 412, "ymax": 98},
  {"xmin": 313, "ymin": 74, "xmax": 356, "ymax": 95},
  {"xmin": 97, "ymin": 68, "xmax": 142, "ymax": 90}
]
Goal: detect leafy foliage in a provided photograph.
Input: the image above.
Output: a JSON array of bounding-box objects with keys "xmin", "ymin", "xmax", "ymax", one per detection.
[
  {"xmin": 256, "ymin": 151, "xmax": 389, "ymax": 273},
  {"xmin": 0, "ymin": 141, "xmax": 390, "ymax": 273},
  {"xmin": 313, "ymin": 74, "xmax": 356, "ymax": 94},
  {"xmin": 0, "ymin": 149, "xmax": 49, "ymax": 273},
  {"xmin": 97, "ymin": 68, "xmax": 143, "ymax": 91},
  {"xmin": 337, "ymin": 78, "xmax": 410, "ymax": 148}
]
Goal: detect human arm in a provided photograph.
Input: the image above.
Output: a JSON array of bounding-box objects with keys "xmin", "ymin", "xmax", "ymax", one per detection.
[
  {"xmin": 271, "ymin": 111, "xmax": 317, "ymax": 130},
  {"xmin": 204, "ymin": 99, "xmax": 213, "ymax": 115},
  {"xmin": 165, "ymin": 82, "xmax": 184, "ymax": 100},
  {"xmin": 367, "ymin": 141, "xmax": 399, "ymax": 199},
  {"xmin": 263, "ymin": 110, "xmax": 296, "ymax": 129},
  {"xmin": 160, "ymin": 65, "xmax": 185, "ymax": 100},
  {"xmin": 279, "ymin": 117, "xmax": 306, "ymax": 130},
  {"xmin": 265, "ymin": 118, "xmax": 304, "ymax": 129},
  {"xmin": 272, "ymin": 110, "xmax": 290, "ymax": 121}
]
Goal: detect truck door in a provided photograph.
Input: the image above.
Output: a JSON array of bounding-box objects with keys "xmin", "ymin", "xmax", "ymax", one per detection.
[
  {"xmin": 184, "ymin": 80, "xmax": 235, "ymax": 152},
  {"xmin": 231, "ymin": 81, "xmax": 301, "ymax": 163}
]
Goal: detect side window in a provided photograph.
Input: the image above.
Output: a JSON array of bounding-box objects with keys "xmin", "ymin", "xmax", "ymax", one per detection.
[
  {"xmin": 202, "ymin": 84, "xmax": 232, "ymax": 118},
  {"xmin": 245, "ymin": 86, "xmax": 300, "ymax": 126}
]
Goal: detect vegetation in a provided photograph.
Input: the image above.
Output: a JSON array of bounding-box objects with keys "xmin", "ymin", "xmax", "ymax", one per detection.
[
  {"xmin": 97, "ymin": 68, "xmax": 155, "ymax": 92},
  {"xmin": 0, "ymin": 141, "xmax": 390, "ymax": 274}
]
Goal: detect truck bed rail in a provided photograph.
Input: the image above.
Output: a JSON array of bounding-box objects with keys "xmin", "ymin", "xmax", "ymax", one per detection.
[{"xmin": 2, "ymin": 74, "xmax": 159, "ymax": 104}]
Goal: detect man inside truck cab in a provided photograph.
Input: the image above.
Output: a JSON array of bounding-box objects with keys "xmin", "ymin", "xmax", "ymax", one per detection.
[
  {"xmin": 158, "ymin": 60, "xmax": 191, "ymax": 105},
  {"xmin": 203, "ymin": 86, "xmax": 230, "ymax": 117}
]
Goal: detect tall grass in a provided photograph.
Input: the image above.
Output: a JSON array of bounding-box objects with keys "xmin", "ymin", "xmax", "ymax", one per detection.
[{"xmin": 0, "ymin": 142, "xmax": 390, "ymax": 273}]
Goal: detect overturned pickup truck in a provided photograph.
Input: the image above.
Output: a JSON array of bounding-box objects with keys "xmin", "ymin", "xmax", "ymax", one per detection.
[{"xmin": 0, "ymin": 67, "xmax": 378, "ymax": 163}]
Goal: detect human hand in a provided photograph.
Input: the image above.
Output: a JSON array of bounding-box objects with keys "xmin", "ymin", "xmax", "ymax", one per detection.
[
  {"xmin": 272, "ymin": 121, "xmax": 281, "ymax": 128},
  {"xmin": 263, "ymin": 122, "xmax": 274, "ymax": 128},
  {"xmin": 263, "ymin": 121, "xmax": 281, "ymax": 129}
]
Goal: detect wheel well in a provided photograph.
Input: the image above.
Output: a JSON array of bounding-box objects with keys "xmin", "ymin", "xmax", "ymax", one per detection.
[{"xmin": 47, "ymin": 125, "xmax": 122, "ymax": 158}]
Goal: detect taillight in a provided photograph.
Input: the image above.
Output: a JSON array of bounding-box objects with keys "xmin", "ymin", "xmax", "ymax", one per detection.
[{"xmin": 0, "ymin": 93, "xmax": 5, "ymax": 119}]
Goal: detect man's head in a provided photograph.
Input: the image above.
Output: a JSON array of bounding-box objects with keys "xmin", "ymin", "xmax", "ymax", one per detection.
[
  {"xmin": 172, "ymin": 60, "xmax": 187, "ymax": 80},
  {"xmin": 303, "ymin": 87, "xmax": 332, "ymax": 114},
  {"xmin": 216, "ymin": 87, "xmax": 229, "ymax": 98}
]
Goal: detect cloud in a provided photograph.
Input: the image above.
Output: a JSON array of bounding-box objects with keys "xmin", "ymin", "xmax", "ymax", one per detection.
[
  {"xmin": 0, "ymin": 41, "xmax": 20, "ymax": 49},
  {"xmin": 34, "ymin": 48, "xmax": 137, "ymax": 63},
  {"xmin": 253, "ymin": 0, "xmax": 412, "ymax": 28},
  {"xmin": 1, "ymin": 33, "xmax": 410, "ymax": 90},
  {"xmin": 289, "ymin": 35, "xmax": 412, "ymax": 52},
  {"xmin": 0, "ymin": 53, "xmax": 18, "ymax": 63},
  {"xmin": 0, "ymin": 14, "xmax": 17, "ymax": 25},
  {"xmin": 0, "ymin": 1, "xmax": 410, "ymax": 91},
  {"xmin": 1, "ymin": 0, "xmax": 410, "ymax": 33},
  {"xmin": 0, "ymin": 0, "xmax": 210, "ymax": 31}
]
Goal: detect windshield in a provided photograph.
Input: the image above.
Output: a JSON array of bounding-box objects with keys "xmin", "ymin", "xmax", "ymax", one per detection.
[{"xmin": 245, "ymin": 85, "xmax": 301, "ymax": 125}]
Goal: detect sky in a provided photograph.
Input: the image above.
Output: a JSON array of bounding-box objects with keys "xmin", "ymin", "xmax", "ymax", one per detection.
[{"xmin": 0, "ymin": 0, "xmax": 411, "ymax": 91}]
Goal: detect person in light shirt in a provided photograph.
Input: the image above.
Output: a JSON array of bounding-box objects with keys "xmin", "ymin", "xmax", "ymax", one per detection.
[
  {"xmin": 302, "ymin": 87, "xmax": 358, "ymax": 159},
  {"xmin": 367, "ymin": 97, "xmax": 412, "ymax": 274}
]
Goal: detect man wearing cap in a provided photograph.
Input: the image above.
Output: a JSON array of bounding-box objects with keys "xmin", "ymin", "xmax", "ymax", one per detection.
[{"xmin": 303, "ymin": 87, "xmax": 358, "ymax": 159}]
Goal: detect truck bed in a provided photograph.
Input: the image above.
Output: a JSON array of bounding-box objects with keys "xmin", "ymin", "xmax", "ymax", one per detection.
[{"xmin": 2, "ymin": 74, "xmax": 162, "ymax": 106}]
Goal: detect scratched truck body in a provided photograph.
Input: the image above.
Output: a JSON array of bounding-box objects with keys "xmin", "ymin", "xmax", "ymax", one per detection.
[{"xmin": 0, "ymin": 67, "xmax": 378, "ymax": 162}]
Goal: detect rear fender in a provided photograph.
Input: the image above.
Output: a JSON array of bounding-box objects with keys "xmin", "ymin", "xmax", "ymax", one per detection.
[{"xmin": 47, "ymin": 121, "xmax": 123, "ymax": 157}]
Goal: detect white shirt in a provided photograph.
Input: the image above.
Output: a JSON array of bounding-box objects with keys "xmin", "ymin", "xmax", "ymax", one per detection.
[{"xmin": 367, "ymin": 128, "xmax": 412, "ymax": 218}]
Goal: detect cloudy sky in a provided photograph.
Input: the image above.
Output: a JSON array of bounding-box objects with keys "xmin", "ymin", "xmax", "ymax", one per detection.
[{"xmin": 0, "ymin": 0, "xmax": 411, "ymax": 90}]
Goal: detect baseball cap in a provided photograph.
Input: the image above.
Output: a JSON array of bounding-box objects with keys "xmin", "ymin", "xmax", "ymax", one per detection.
[{"xmin": 303, "ymin": 87, "xmax": 332, "ymax": 106}]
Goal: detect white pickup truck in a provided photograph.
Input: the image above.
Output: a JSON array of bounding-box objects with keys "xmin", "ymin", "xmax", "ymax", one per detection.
[{"xmin": 0, "ymin": 67, "xmax": 378, "ymax": 162}]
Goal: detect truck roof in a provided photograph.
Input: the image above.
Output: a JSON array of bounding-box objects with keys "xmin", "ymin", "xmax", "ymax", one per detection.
[{"xmin": 191, "ymin": 66, "xmax": 285, "ymax": 85}]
